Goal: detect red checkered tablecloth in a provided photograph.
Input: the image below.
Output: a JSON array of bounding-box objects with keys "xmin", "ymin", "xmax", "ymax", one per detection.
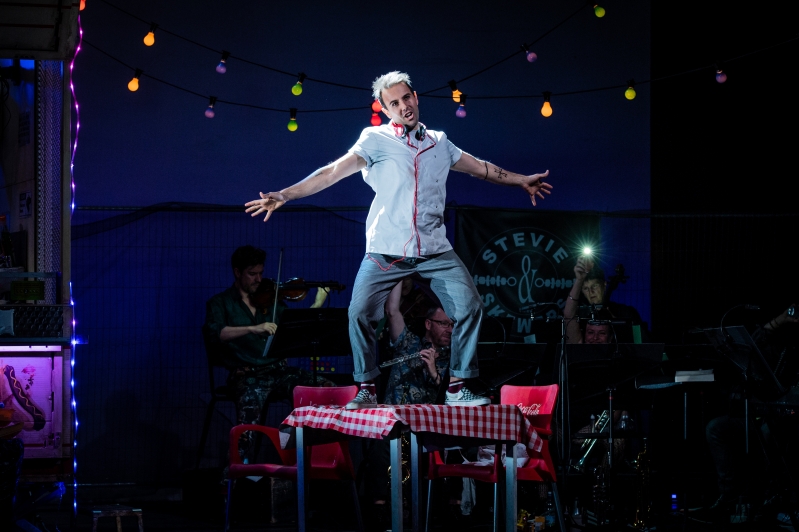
[{"xmin": 281, "ymin": 404, "xmax": 542, "ymax": 451}]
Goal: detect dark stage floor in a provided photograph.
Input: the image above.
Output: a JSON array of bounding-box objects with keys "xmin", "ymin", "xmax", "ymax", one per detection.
[{"xmin": 13, "ymin": 471, "xmax": 797, "ymax": 532}]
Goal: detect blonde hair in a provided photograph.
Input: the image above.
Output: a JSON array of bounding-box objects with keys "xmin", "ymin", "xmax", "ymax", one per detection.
[{"xmin": 372, "ymin": 71, "xmax": 413, "ymax": 107}]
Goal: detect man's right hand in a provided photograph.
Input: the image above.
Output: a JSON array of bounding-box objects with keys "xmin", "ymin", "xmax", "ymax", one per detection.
[
  {"xmin": 252, "ymin": 322, "xmax": 277, "ymax": 336},
  {"xmin": 245, "ymin": 192, "xmax": 288, "ymax": 222}
]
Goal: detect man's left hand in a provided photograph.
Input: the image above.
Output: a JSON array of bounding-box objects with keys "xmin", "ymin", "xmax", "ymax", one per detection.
[{"xmin": 520, "ymin": 170, "xmax": 552, "ymax": 206}]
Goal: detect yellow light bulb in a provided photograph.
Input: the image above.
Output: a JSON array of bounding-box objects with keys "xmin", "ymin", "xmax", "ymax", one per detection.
[
  {"xmin": 625, "ymin": 87, "xmax": 636, "ymax": 100},
  {"xmin": 541, "ymin": 101, "xmax": 552, "ymax": 117},
  {"xmin": 143, "ymin": 31, "xmax": 155, "ymax": 46},
  {"xmin": 127, "ymin": 77, "xmax": 139, "ymax": 92},
  {"xmin": 452, "ymin": 89, "xmax": 462, "ymax": 103}
]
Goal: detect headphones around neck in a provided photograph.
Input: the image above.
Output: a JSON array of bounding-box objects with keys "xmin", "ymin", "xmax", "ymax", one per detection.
[{"xmin": 392, "ymin": 122, "xmax": 426, "ymax": 141}]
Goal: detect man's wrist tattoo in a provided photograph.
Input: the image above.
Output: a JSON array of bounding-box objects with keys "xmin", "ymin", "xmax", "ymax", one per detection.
[{"xmin": 493, "ymin": 167, "xmax": 508, "ymax": 180}]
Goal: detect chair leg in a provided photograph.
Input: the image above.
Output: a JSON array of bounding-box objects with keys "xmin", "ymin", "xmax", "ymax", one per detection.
[
  {"xmin": 224, "ymin": 478, "xmax": 234, "ymax": 532},
  {"xmin": 425, "ymin": 479, "xmax": 433, "ymax": 532},
  {"xmin": 349, "ymin": 480, "xmax": 365, "ymax": 532},
  {"xmin": 492, "ymin": 484, "xmax": 499, "ymax": 532},
  {"xmin": 197, "ymin": 397, "xmax": 218, "ymax": 468}
]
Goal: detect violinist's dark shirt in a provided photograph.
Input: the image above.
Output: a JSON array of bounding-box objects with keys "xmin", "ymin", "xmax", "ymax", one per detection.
[{"xmin": 204, "ymin": 285, "xmax": 286, "ymax": 368}]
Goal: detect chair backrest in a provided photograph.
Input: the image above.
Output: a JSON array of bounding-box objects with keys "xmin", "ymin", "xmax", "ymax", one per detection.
[
  {"xmin": 500, "ymin": 384, "xmax": 559, "ymax": 432},
  {"xmin": 291, "ymin": 385, "xmax": 359, "ymax": 479},
  {"xmin": 293, "ymin": 385, "xmax": 358, "ymax": 409}
]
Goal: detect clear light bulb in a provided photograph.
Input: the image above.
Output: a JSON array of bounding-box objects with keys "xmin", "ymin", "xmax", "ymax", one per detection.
[
  {"xmin": 143, "ymin": 31, "xmax": 155, "ymax": 46},
  {"xmin": 455, "ymin": 104, "xmax": 466, "ymax": 118},
  {"xmin": 541, "ymin": 101, "xmax": 552, "ymax": 117}
]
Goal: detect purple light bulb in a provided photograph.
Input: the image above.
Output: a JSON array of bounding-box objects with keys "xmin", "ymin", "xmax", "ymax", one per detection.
[
  {"xmin": 455, "ymin": 105, "xmax": 466, "ymax": 118},
  {"xmin": 527, "ymin": 52, "xmax": 538, "ymax": 63}
]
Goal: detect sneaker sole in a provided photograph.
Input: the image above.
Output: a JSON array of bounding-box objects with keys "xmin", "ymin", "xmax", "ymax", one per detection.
[
  {"xmin": 345, "ymin": 403, "xmax": 378, "ymax": 410},
  {"xmin": 445, "ymin": 401, "xmax": 490, "ymax": 406}
]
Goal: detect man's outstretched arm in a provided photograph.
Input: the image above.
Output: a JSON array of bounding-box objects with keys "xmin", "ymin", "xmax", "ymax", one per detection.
[
  {"xmin": 245, "ymin": 152, "xmax": 367, "ymax": 221},
  {"xmin": 451, "ymin": 152, "xmax": 552, "ymax": 206}
]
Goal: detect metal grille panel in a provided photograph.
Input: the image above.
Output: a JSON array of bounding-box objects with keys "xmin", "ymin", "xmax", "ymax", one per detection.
[{"xmin": 35, "ymin": 60, "xmax": 62, "ymax": 304}]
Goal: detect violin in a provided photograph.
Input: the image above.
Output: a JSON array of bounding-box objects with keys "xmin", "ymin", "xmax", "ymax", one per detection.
[{"xmin": 250, "ymin": 278, "xmax": 346, "ymax": 310}]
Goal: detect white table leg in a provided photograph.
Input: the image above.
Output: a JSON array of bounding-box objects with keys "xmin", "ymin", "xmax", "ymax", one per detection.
[
  {"xmin": 505, "ymin": 441, "xmax": 517, "ymax": 532},
  {"xmin": 410, "ymin": 433, "xmax": 421, "ymax": 532},
  {"xmin": 296, "ymin": 427, "xmax": 307, "ymax": 532},
  {"xmin": 389, "ymin": 436, "xmax": 404, "ymax": 532}
]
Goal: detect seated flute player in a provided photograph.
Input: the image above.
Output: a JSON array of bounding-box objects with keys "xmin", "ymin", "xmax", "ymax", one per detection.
[{"xmin": 362, "ymin": 279, "xmax": 458, "ymax": 530}]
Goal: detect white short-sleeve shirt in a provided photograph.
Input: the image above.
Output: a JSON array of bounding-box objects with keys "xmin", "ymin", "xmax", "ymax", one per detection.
[{"xmin": 348, "ymin": 124, "xmax": 463, "ymax": 257}]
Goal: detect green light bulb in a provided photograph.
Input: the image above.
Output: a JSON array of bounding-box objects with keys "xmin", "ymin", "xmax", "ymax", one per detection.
[
  {"xmin": 594, "ymin": 5, "xmax": 606, "ymax": 17},
  {"xmin": 291, "ymin": 82, "xmax": 303, "ymax": 96},
  {"xmin": 625, "ymin": 87, "xmax": 636, "ymax": 100},
  {"xmin": 287, "ymin": 119, "xmax": 298, "ymax": 132}
]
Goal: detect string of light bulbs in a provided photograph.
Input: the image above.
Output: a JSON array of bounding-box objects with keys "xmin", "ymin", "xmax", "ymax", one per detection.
[
  {"xmin": 92, "ymin": 0, "xmax": 603, "ymax": 100},
  {"xmin": 80, "ymin": 0, "xmax": 798, "ymax": 129}
]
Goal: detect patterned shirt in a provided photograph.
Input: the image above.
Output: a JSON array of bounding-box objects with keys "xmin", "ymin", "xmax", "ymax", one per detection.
[{"xmin": 383, "ymin": 327, "xmax": 450, "ymax": 405}]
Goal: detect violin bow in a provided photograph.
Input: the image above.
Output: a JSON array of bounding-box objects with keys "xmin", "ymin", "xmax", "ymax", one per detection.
[{"xmin": 264, "ymin": 248, "xmax": 284, "ymax": 354}]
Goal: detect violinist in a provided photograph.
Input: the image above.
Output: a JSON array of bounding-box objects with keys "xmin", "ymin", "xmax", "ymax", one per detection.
[{"xmin": 203, "ymin": 245, "xmax": 332, "ymax": 461}]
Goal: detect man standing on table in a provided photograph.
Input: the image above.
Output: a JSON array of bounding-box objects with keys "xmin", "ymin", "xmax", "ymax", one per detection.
[{"xmin": 245, "ymin": 71, "xmax": 553, "ymax": 409}]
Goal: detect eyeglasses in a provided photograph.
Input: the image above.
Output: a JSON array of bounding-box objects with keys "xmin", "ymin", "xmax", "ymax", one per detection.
[{"xmin": 429, "ymin": 318, "xmax": 455, "ymax": 329}]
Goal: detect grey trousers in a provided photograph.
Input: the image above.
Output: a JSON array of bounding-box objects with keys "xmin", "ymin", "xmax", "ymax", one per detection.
[{"xmin": 348, "ymin": 250, "xmax": 483, "ymax": 382}]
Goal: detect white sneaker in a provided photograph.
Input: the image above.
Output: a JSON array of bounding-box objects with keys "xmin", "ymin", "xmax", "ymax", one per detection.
[
  {"xmin": 445, "ymin": 386, "xmax": 490, "ymax": 406},
  {"xmin": 346, "ymin": 388, "xmax": 378, "ymax": 410}
]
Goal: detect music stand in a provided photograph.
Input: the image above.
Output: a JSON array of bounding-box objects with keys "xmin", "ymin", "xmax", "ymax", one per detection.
[
  {"xmin": 561, "ymin": 343, "xmax": 664, "ymax": 470},
  {"xmin": 703, "ymin": 325, "xmax": 786, "ymax": 454},
  {"xmin": 267, "ymin": 308, "xmax": 351, "ymax": 382}
]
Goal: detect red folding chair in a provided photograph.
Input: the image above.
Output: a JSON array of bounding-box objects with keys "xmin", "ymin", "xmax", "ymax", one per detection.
[
  {"xmin": 500, "ymin": 384, "xmax": 564, "ymax": 530},
  {"xmin": 424, "ymin": 384, "xmax": 562, "ymax": 532},
  {"xmin": 224, "ymin": 385, "xmax": 363, "ymax": 531}
]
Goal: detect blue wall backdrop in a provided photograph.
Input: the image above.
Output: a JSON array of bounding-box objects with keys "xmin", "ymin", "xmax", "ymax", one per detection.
[{"xmin": 71, "ymin": 0, "xmax": 651, "ymax": 212}]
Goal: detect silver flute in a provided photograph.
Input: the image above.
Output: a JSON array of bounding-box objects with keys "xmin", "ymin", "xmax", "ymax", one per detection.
[{"xmin": 379, "ymin": 346, "xmax": 450, "ymax": 368}]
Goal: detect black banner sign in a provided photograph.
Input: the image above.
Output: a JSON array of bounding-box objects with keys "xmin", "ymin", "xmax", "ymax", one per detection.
[{"xmin": 455, "ymin": 209, "xmax": 600, "ymax": 341}]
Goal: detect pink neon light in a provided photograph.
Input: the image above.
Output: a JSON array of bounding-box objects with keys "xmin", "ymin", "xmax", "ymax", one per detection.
[{"xmin": 69, "ymin": 20, "xmax": 83, "ymax": 216}]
